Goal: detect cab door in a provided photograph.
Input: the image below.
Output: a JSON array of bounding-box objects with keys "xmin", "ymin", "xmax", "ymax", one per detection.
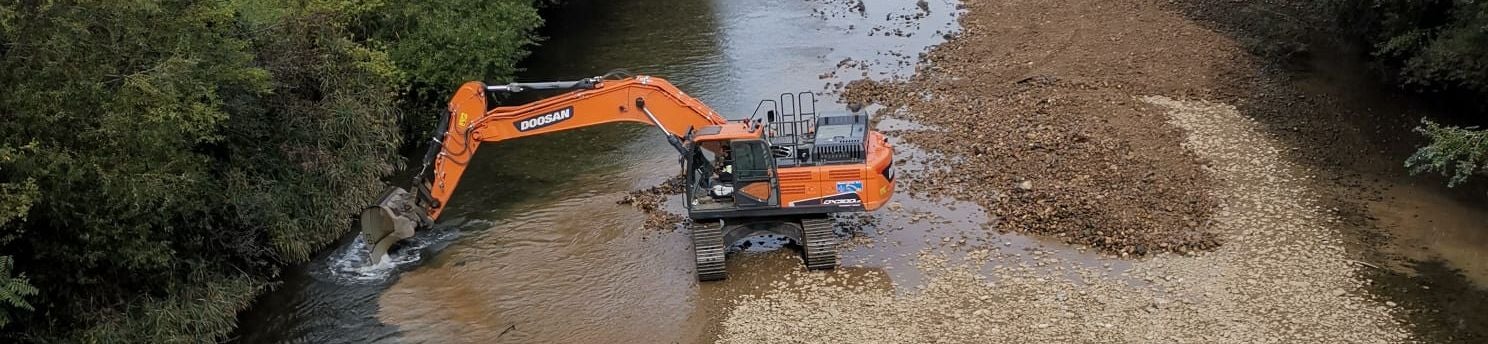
[{"xmin": 729, "ymin": 140, "xmax": 779, "ymax": 208}]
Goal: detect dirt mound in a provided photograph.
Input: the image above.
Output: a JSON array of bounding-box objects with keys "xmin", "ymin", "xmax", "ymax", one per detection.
[
  {"xmin": 618, "ymin": 175, "xmax": 687, "ymax": 231},
  {"xmin": 841, "ymin": 0, "xmax": 1264, "ymax": 256}
]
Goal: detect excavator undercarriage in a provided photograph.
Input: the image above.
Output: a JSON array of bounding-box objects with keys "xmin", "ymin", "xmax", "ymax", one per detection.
[
  {"xmin": 688, "ymin": 216, "xmax": 839, "ymax": 281},
  {"xmin": 360, "ymin": 74, "xmax": 893, "ymax": 281}
]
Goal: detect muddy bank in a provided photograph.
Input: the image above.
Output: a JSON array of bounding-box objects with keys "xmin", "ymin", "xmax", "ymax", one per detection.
[
  {"xmin": 720, "ymin": 0, "xmax": 1426, "ymax": 342},
  {"xmin": 841, "ymin": 0, "xmax": 1262, "ymax": 256},
  {"xmin": 723, "ymin": 95, "xmax": 1410, "ymax": 343},
  {"xmin": 1170, "ymin": 1, "xmax": 1488, "ymax": 342}
]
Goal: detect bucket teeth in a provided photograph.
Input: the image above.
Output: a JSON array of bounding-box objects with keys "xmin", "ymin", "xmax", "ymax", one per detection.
[{"xmin": 691, "ymin": 220, "xmax": 727, "ymax": 281}]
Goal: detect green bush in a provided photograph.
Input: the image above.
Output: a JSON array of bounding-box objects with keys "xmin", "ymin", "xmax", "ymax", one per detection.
[
  {"xmin": 1363, "ymin": 0, "xmax": 1488, "ymax": 96},
  {"xmin": 0, "ymin": 0, "xmax": 543, "ymax": 341},
  {"xmin": 0, "ymin": 146, "xmax": 39, "ymax": 329},
  {"xmin": 355, "ymin": 0, "xmax": 543, "ymax": 150},
  {"xmin": 1407, "ymin": 120, "xmax": 1488, "ymax": 188},
  {"xmin": 361, "ymin": 0, "xmax": 541, "ymax": 90},
  {"xmin": 1346, "ymin": 0, "xmax": 1488, "ymax": 188}
]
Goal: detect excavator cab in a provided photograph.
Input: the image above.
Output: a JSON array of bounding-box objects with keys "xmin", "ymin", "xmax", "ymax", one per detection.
[{"xmin": 684, "ymin": 136, "xmax": 779, "ymax": 212}]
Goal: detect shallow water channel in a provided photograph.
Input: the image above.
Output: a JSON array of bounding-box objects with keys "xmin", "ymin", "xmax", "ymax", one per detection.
[
  {"xmin": 228, "ymin": 0, "xmax": 1488, "ymax": 342},
  {"xmin": 228, "ymin": 0, "xmax": 999, "ymax": 343}
]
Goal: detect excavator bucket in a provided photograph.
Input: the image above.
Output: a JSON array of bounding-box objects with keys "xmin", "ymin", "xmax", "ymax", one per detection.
[
  {"xmin": 360, "ymin": 187, "xmax": 422, "ymax": 264},
  {"xmin": 355, "ymin": 81, "xmax": 484, "ymax": 265}
]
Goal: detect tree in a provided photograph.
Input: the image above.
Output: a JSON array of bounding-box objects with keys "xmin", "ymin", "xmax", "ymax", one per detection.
[{"xmin": 0, "ymin": 0, "xmax": 543, "ymax": 341}]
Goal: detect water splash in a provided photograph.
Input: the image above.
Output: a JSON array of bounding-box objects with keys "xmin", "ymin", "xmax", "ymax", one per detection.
[{"xmin": 318, "ymin": 229, "xmax": 458, "ymax": 284}]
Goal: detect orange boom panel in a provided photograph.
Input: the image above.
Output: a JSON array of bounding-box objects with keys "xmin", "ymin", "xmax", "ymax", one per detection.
[{"xmin": 422, "ymin": 76, "xmax": 727, "ymax": 220}]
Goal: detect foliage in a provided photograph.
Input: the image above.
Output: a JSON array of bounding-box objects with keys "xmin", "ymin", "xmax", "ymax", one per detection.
[
  {"xmin": 1345, "ymin": 0, "xmax": 1488, "ymax": 188},
  {"xmin": 1363, "ymin": 0, "xmax": 1488, "ymax": 96},
  {"xmin": 0, "ymin": 146, "xmax": 39, "ymax": 329},
  {"xmin": 0, "ymin": 256, "xmax": 35, "ymax": 329},
  {"xmin": 1407, "ymin": 120, "xmax": 1488, "ymax": 187},
  {"xmin": 0, "ymin": 0, "xmax": 542, "ymax": 341},
  {"xmin": 355, "ymin": 0, "xmax": 543, "ymax": 150},
  {"xmin": 360, "ymin": 0, "xmax": 542, "ymax": 90}
]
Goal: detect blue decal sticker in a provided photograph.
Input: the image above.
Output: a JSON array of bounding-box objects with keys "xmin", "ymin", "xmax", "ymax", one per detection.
[{"xmin": 836, "ymin": 181, "xmax": 863, "ymax": 193}]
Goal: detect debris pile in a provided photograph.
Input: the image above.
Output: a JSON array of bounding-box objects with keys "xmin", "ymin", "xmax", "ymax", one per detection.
[{"xmin": 619, "ymin": 175, "xmax": 688, "ymax": 231}]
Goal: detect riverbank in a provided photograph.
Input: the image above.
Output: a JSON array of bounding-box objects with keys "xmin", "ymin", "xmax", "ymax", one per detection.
[
  {"xmin": 0, "ymin": 2, "xmax": 540, "ymax": 342},
  {"xmin": 720, "ymin": 0, "xmax": 1488, "ymax": 342}
]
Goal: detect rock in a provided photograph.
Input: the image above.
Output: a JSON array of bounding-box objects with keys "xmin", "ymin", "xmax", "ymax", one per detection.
[
  {"xmin": 1154, "ymin": 297, "xmax": 1171, "ymax": 309},
  {"xmin": 1016, "ymin": 180, "xmax": 1034, "ymax": 190}
]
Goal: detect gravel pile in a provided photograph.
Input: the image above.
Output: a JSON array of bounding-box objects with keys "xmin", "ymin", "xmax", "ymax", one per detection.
[
  {"xmin": 838, "ymin": 0, "xmax": 1277, "ymax": 256},
  {"xmin": 718, "ymin": 96, "xmax": 1410, "ymax": 344}
]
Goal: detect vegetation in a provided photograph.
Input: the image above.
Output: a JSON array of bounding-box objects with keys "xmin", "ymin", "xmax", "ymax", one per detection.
[
  {"xmin": 1188, "ymin": 0, "xmax": 1488, "ymax": 187},
  {"xmin": 0, "ymin": 0, "xmax": 541, "ymax": 342},
  {"xmin": 1407, "ymin": 120, "xmax": 1488, "ymax": 188},
  {"xmin": 1357, "ymin": 0, "xmax": 1488, "ymax": 97},
  {"xmin": 1350, "ymin": 0, "xmax": 1488, "ymax": 188}
]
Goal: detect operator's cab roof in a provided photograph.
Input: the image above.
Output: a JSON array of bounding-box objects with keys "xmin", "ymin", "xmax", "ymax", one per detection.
[{"xmin": 694, "ymin": 121, "xmax": 765, "ymax": 141}]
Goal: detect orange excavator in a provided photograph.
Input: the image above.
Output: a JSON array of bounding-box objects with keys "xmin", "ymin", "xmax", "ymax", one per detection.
[{"xmin": 361, "ymin": 74, "xmax": 895, "ymax": 281}]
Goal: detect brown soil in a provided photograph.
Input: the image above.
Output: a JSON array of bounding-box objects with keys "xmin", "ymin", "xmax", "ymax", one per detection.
[{"xmin": 841, "ymin": 0, "xmax": 1264, "ymax": 256}]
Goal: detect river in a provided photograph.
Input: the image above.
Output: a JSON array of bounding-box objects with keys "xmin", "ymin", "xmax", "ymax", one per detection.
[
  {"xmin": 229, "ymin": 0, "xmax": 1488, "ymax": 342},
  {"xmin": 230, "ymin": 0, "xmax": 967, "ymax": 342}
]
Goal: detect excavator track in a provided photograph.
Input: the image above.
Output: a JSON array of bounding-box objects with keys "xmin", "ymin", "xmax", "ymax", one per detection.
[
  {"xmin": 801, "ymin": 217, "xmax": 838, "ymax": 270},
  {"xmin": 691, "ymin": 220, "xmax": 727, "ymax": 281}
]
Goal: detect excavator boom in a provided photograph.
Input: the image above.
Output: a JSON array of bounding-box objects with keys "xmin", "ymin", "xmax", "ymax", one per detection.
[
  {"xmin": 362, "ymin": 75, "xmax": 729, "ymax": 262},
  {"xmin": 361, "ymin": 74, "xmax": 897, "ymax": 280}
]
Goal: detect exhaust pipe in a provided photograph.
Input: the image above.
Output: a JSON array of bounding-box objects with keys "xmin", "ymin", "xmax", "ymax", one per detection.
[{"xmin": 360, "ymin": 187, "xmax": 427, "ymax": 264}]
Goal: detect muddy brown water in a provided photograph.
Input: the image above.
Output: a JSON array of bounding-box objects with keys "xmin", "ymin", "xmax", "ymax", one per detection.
[
  {"xmin": 1279, "ymin": 46, "xmax": 1488, "ymax": 342},
  {"xmin": 228, "ymin": 0, "xmax": 1020, "ymax": 343},
  {"xmin": 230, "ymin": 1, "xmax": 1488, "ymax": 342}
]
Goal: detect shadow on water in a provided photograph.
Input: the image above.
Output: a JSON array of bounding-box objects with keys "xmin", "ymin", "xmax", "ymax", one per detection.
[{"xmin": 1369, "ymin": 259, "xmax": 1488, "ymax": 344}]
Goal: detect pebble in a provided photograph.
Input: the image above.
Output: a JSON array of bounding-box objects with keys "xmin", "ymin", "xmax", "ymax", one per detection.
[{"xmin": 718, "ymin": 2, "xmax": 1410, "ymax": 343}]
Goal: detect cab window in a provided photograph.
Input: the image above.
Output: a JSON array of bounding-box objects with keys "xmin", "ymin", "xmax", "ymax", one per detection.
[{"xmin": 730, "ymin": 140, "xmax": 770, "ymax": 180}]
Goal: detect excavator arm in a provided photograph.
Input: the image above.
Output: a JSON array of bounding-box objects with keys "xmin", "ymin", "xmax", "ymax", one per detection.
[{"xmin": 361, "ymin": 75, "xmax": 729, "ymax": 262}]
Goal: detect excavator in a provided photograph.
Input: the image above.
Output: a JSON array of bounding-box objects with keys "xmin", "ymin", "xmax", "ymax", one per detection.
[{"xmin": 360, "ymin": 73, "xmax": 896, "ymax": 281}]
